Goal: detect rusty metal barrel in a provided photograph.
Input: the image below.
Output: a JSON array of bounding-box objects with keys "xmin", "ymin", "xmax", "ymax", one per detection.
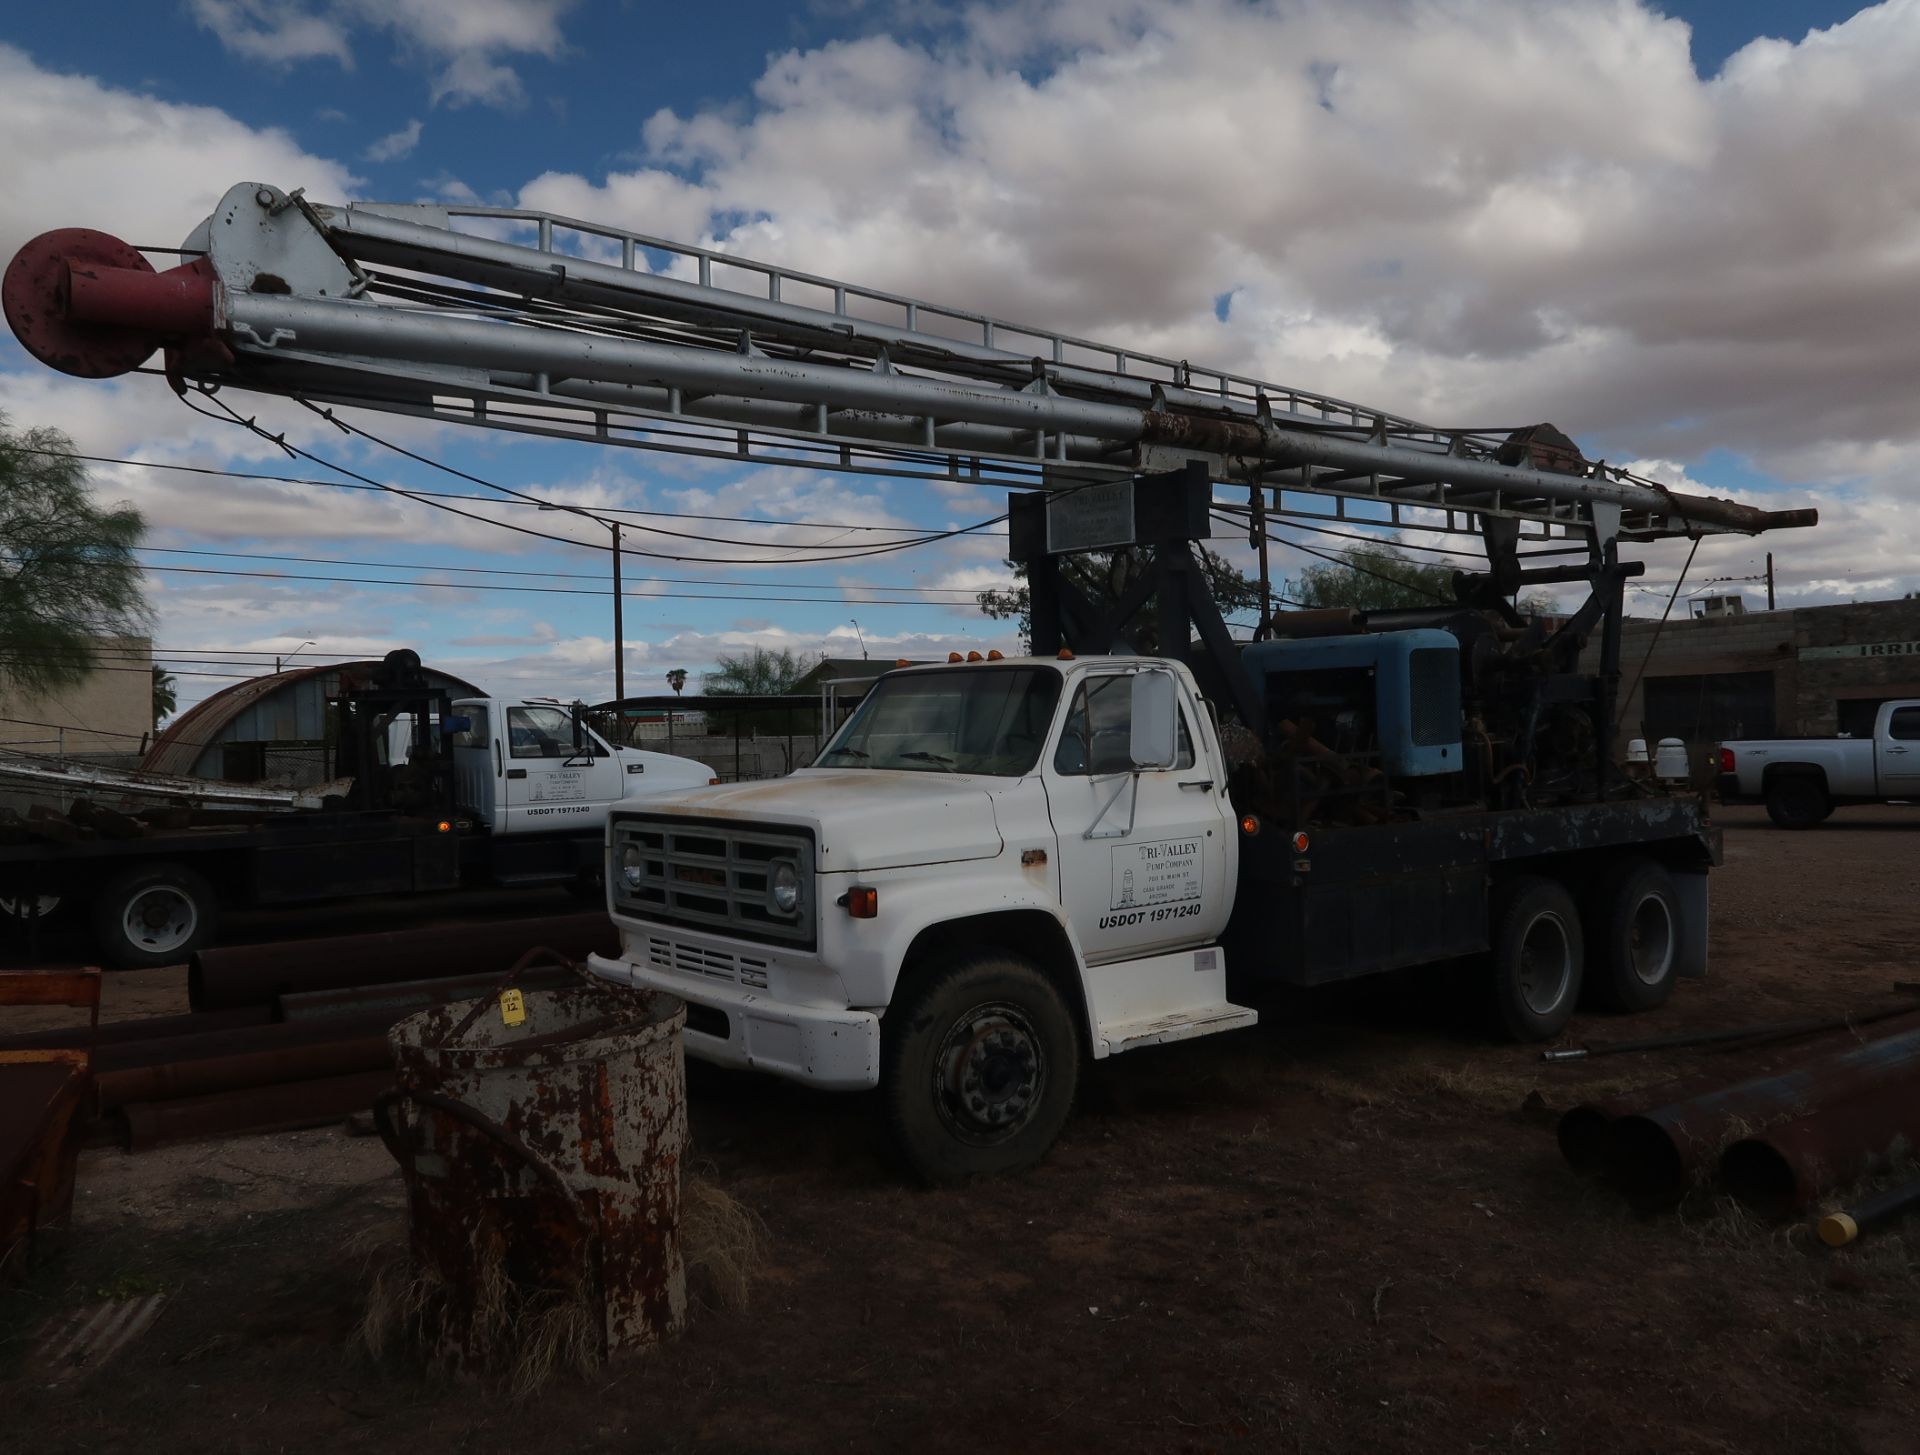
[{"xmin": 376, "ymin": 974, "xmax": 688, "ymax": 1369}]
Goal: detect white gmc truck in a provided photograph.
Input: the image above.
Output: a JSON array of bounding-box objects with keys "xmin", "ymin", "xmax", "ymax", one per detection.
[
  {"xmin": 591, "ymin": 652, "xmax": 1718, "ymax": 1180},
  {"xmin": 1717, "ymin": 698, "xmax": 1920, "ymax": 827}
]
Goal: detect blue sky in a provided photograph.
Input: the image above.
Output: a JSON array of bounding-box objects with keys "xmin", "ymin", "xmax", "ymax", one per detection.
[{"xmin": 0, "ymin": 0, "xmax": 1909, "ymax": 714}]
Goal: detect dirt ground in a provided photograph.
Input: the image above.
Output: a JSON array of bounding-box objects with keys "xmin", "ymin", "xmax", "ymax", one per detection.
[{"xmin": 4, "ymin": 804, "xmax": 1918, "ymax": 1454}]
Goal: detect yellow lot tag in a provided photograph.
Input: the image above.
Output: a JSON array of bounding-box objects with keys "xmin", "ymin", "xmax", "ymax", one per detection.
[{"xmin": 499, "ymin": 988, "xmax": 527, "ymax": 1027}]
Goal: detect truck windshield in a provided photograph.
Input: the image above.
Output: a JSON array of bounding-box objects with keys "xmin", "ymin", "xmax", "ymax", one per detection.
[{"xmin": 816, "ymin": 667, "xmax": 1062, "ymax": 776}]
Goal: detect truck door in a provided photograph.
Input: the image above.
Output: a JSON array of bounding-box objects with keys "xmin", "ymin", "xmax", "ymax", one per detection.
[
  {"xmin": 500, "ymin": 704, "xmax": 621, "ymax": 834},
  {"xmin": 449, "ymin": 701, "xmax": 496, "ymax": 819},
  {"xmin": 1044, "ymin": 669, "xmax": 1231, "ymax": 964},
  {"xmin": 1879, "ymin": 704, "xmax": 1920, "ymax": 797}
]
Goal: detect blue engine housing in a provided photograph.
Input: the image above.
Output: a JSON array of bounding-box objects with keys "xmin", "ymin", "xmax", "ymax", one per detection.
[{"xmin": 1243, "ymin": 630, "xmax": 1463, "ymax": 777}]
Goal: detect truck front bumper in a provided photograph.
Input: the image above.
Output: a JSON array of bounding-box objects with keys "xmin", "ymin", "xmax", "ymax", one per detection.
[{"xmin": 586, "ymin": 951, "xmax": 880, "ymax": 1090}]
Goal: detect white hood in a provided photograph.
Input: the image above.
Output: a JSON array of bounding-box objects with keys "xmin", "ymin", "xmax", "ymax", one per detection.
[{"xmin": 639, "ymin": 769, "xmax": 1006, "ymax": 873}]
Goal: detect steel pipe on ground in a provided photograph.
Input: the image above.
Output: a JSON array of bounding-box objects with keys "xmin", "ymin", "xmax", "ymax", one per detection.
[
  {"xmin": 1721, "ymin": 1072, "xmax": 1920, "ymax": 1216},
  {"xmin": 1602, "ymin": 1025, "xmax": 1920, "ymax": 1208},
  {"xmin": 117, "ymin": 1069, "xmax": 394, "ymax": 1150},
  {"xmin": 275, "ymin": 965, "xmax": 577, "ymax": 1023},
  {"xmin": 188, "ymin": 913, "xmax": 616, "ymax": 1011},
  {"xmin": 89, "ymin": 1012, "xmax": 408, "ymax": 1075},
  {"xmin": 0, "ymin": 1006, "xmax": 270, "ymax": 1053},
  {"xmin": 94, "ymin": 1034, "xmax": 392, "ymax": 1112}
]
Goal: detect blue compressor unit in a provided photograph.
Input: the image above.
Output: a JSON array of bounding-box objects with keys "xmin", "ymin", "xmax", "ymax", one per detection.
[{"xmin": 1242, "ymin": 630, "xmax": 1463, "ymax": 777}]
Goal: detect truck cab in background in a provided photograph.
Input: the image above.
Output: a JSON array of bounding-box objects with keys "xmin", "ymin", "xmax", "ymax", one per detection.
[
  {"xmin": 449, "ymin": 697, "xmax": 716, "ymax": 838},
  {"xmin": 1719, "ymin": 699, "xmax": 1920, "ymax": 826}
]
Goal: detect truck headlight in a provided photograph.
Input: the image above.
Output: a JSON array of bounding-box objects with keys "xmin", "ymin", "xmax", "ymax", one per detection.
[
  {"xmin": 620, "ymin": 844, "xmax": 644, "ymax": 889},
  {"xmin": 770, "ymin": 861, "xmax": 801, "ymax": 915}
]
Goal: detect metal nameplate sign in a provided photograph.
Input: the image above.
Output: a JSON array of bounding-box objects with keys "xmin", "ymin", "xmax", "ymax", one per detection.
[
  {"xmin": 1047, "ymin": 480, "xmax": 1135, "ymax": 554},
  {"xmin": 1800, "ymin": 640, "xmax": 1920, "ymax": 661}
]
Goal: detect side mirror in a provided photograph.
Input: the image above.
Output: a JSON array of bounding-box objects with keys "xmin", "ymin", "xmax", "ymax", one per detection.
[{"xmin": 1129, "ymin": 672, "xmax": 1179, "ymax": 770}]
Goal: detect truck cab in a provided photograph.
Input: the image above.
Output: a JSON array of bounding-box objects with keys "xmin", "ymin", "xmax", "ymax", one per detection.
[
  {"xmin": 449, "ymin": 697, "xmax": 717, "ymax": 836},
  {"xmin": 1720, "ymin": 699, "xmax": 1920, "ymax": 826},
  {"xmin": 588, "ymin": 655, "xmax": 1256, "ymax": 1181}
]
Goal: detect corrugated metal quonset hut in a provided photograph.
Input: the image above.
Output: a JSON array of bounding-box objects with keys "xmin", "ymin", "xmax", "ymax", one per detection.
[{"xmin": 141, "ymin": 659, "xmax": 486, "ymax": 785}]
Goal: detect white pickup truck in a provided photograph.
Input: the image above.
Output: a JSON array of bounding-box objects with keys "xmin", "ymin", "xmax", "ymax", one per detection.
[
  {"xmin": 591, "ymin": 652, "xmax": 1717, "ymax": 1181},
  {"xmin": 1717, "ymin": 699, "xmax": 1920, "ymax": 827}
]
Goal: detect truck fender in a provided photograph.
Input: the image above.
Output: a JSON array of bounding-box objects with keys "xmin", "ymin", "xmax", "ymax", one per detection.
[{"xmin": 842, "ymin": 872, "xmax": 1095, "ymax": 1048}]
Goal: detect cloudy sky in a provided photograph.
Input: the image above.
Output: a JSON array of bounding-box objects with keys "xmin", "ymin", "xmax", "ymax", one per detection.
[{"xmin": 2, "ymin": 0, "xmax": 1913, "ymax": 717}]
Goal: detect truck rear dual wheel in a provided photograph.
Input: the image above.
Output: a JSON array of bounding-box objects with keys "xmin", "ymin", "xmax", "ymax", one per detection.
[
  {"xmin": 1488, "ymin": 875, "xmax": 1584, "ymax": 1042},
  {"xmin": 1585, "ymin": 858, "xmax": 1680, "ymax": 1014},
  {"xmin": 881, "ymin": 953, "xmax": 1081, "ymax": 1184},
  {"xmin": 90, "ymin": 862, "xmax": 219, "ymax": 969},
  {"xmin": 1765, "ymin": 776, "xmax": 1831, "ymax": 829}
]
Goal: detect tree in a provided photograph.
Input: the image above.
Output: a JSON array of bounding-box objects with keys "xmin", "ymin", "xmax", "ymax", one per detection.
[
  {"xmin": 152, "ymin": 666, "xmax": 176, "ymax": 726},
  {"xmin": 1286, "ymin": 544, "xmax": 1457, "ymax": 612},
  {"xmin": 703, "ymin": 647, "xmax": 819, "ymax": 697},
  {"xmin": 702, "ymin": 647, "xmax": 820, "ymax": 734},
  {"xmin": 0, "ymin": 416, "xmax": 149, "ymax": 697},
  {"xmin": 977, "ymin": 546, "xmax": 1264, "ymax": 653},
  {"xmin": 1286, "ymin": 543, "xmax": 1558, "ymax": 618}
]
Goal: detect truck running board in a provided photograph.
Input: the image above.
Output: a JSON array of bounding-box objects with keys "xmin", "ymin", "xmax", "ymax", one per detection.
[{"xmin": 1098, "ymin": 1004, "xmax": 1259, "ymax": 1058}]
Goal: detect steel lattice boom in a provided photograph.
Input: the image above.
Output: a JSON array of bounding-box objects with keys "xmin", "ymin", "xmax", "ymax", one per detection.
[{"xmin": 3, "ymin": 183, "xmax": 1815, "ymax": 545}]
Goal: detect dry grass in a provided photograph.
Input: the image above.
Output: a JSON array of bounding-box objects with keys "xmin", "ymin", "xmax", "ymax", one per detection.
[
  {"xmin": 682, "ymin": 1175, "xmax": 764, "ymax": 1312},
  {"xmin": 354, "ymin": 1175, "xmax": 764, "ymax": 1395}
]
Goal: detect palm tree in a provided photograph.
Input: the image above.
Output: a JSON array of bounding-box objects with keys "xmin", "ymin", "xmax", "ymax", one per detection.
[{"xmin": 152, "ymin": 665, "xmax": 176, "ymax": 726}]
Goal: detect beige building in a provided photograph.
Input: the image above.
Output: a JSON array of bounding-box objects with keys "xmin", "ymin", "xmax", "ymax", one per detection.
[{"xmin": 0, "ymin": 634, "xmax": 154, "ymax": 758}]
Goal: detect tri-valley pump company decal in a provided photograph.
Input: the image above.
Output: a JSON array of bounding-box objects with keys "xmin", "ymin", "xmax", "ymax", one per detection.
[
  {"xmin": 1102, "ymin": 838, "xmax": 1203, "ymax": 929},
  {"xmin": 527, "ymin": 768, "xmax": 590, "ymax": 803}
]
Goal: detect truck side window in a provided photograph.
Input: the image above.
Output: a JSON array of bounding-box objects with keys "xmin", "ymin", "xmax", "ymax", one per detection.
[
  {"xmin": 1053, "ymin": 677, "xmax": 1194, "ymax": 775},
  {"xmin": 451, "ymin": 706, "xmax": 489, "ymax": 749},
  {"xmin": 507, "ymin": 705, "xmax": 575, "ymax": 759},
  {"xmin": 1889, "ymin": 707, "xmax": 1920, "ymax": 741}
]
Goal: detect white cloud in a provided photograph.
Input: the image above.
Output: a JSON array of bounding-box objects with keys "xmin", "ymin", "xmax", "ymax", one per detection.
[
  {"xmin": 364, "ymin": 117, "xmax": 423, "ymax": 162},
  {"xmin": 0, "ymin": 46, "xmax": 358, "ymax": 272},
  {"xmin": 521, "ymin": 0, "xmax": 1920, "ymax": 605},
  {"xmin": 187, "ymin": 0, "xmax": 353, "ymax": 68},
  {"xmin": 190, "ymin": 0, "xmax": 576, "ymax": 108}
]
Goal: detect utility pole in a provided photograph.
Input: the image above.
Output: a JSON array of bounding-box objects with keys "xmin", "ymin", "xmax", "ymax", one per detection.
[
  {"xmin": 1249, "ymin": 484, "xmax": 1273, "ymax": 641},
  {"xmin": 1766, "ymin": 551, "xmax": 1775, "ymax": 612},
  {"xmin": 611, "ymin": 520, "xmax": 625, "ymax": 704}
]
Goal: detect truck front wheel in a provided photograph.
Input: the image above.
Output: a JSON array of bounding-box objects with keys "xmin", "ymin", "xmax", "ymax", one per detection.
[
  {"xmin": 91, "ymin": 862, "xmax": 219, "ymax": 969},
  {"xmin": 1488, "ymin": 875, "xmax": 1584, "ymax": 1042},
  {"xmin": 1765, "ymin": 776, "xmax": 1831, "ymax": 829},
  {"xmin": 881, "ymin": 953, "xmax": 1081, "ymax": 1184}
]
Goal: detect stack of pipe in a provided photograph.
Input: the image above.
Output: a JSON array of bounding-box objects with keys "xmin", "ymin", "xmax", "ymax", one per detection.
[
  {"xmin": 1559, "ymin": 1010, "xmax": 1920, "ymax": 1215},
  {"xmin": 0, "ymin": 913, "xmax": 615, "ymax": 1149}
]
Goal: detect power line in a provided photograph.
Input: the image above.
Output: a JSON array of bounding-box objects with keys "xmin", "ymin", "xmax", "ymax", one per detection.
[
  {"xmin": 21, "ymin": 445, "xmax": 957, "ymax": 537},
  {"xmin": 86, "ymin": 558, "xmax": 991, "ymax": 607},
  {"xmin": 177, "ymin": 389, "xmax": 1009, "ymax": 565}
]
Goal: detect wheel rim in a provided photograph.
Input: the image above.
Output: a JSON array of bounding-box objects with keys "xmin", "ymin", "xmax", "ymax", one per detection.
[
  {"xmin": 123, "ymin": 887, "xmax": 197, "ymax": 956},
  {"xmin": 1627, "ymin": 893, "xmax": 1675, "ymax": 987},
  {"xmin": 1517, "ymin": 910, "xmax": 1573, "ymax": 1015},
  {"xmin": 0, "ymin": 893, "xmax": 60, "ymax": 920},
  {"xmin": 931, "ymin": 1000, "xmax": 1047, "ymax": 1146}
]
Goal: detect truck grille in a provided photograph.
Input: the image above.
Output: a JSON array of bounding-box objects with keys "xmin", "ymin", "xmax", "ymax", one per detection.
[
  {"xmin": 641, "ymin": 934, "xmax": 771, "ymax": 989},
  {"xmin": 611, "ymin": 815, "xmax": 815, "ymax": 951}
]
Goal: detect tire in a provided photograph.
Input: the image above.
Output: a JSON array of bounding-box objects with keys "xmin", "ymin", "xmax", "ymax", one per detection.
[
  {"xmin": 1585, "ymin": 858, "xmax": 1680, "ymax": 1013},
  {"xmin": 91, "ymin": 862, "xmax": 219, "ymax": 969},
  {"xmin": 0, "ymin": 892, "xmax": 64, "ymax": 925},
  {"xmin": 1765, "ymin": 776, "xmax": 1830, "ymax": 829},
  {"xmin": 881, "ymin": 952, "xmax": 1082, "ymax": 1184},
  {"xmin": 1487, "ymin": 875, "xmax": 1584, "ymax": 1042}
]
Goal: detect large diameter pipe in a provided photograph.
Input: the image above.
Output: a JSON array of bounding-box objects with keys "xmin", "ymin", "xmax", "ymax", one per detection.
[
  {"xmin": 188, "ymin": 912, "xmax": 616, "ymax": 1010},
  {"xmin": 1604, "ymin": 1025, "xmax": 1920, "ymax": 1207},
  {"xmin": 1720, "ymin": 1071, "xmax": 1920, "ymax": 1216},
  {"xmin": 118, "ymin": 1069, "xmax": 394, "ymax": 1151},
  {"xmin": 218, "ymin": 291, "xmax": 1810, "ymax": 537},
  {"xmin": 95, "ymin": 1033, "xmax": 392, "ymax": 1111}
]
